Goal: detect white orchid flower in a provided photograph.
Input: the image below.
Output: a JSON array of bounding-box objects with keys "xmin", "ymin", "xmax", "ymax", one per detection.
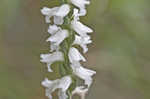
[
  {"xmin": 47, "ymin": 29, "xmax": 69, "ymax": 46},
  {"xmin": 40, "ymin": 0, "xmax": 96, "ymax": 99},
  {"xmin": 42, "ymin": 76, "xmax": 72, "ymax": 99},
  {"xmin": 40, "ymin": 51, "xmax": 64, "ymax": 72},
  {"xmin": 69, "ymin": 47, "xmax": 86, "ymax": 63},
  {"xmin": 73, "ymin": 35, "xmax": 92, "ymax": 53},
  {"xmin": 71, "ymin": 62, "xmax": 96, "ymax": 87},
  {"xmin": 71, "ymin": 19, "xmax": 93, "ymax": 37},
  {"xmin": 48, "ymin": 25, "xmax": 61, "ymax": 35},
  {"xmin": 71, "ymin": 0, "xmax": 90, "ymax": 16},
  {"xmin": 41, "ymin": 4, "xmax": 70, "ymax": 24}
]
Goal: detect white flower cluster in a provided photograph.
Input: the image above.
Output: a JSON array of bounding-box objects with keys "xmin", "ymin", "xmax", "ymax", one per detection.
[{"xmin": 40, "ymin": 0, "xmax": 96, "ymax": 99}]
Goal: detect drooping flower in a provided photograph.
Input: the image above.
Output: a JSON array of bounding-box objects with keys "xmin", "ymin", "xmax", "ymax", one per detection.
[
  {"xmin": 40, "ymin": 51, "xmax": 64, "ymax": 72},
  {"xmin": 71, "ymin": 19, "xmax": 93, "ymax": 37},
  {"xmin": 41, "ymin": 7, "xmax": 59, "ymax": 23},
  {"xmin": 42, "ymin": 76, "xmax": 72, "ymax": 99},
  {"xmin": 71, "ymin": 62, "xmax": 96, "ymax": 87},
  {"xmin": 47, "ymin": 29, "xmax": 69, "ymax": 46},
  {"xmin": 55, "ymin": 4, "xmax": 70, "ymax": 17},
  {"xmin": 71, "ymin": 0, "xmax": 90, "ymax": 16},
  {"xmin": 71, "ymin": 8, "xmax": 93, "ymax": 37},
  {"xmin": 73, "ymin": 35, "xmax": 92, "ymax": 53},
  {"xmin": 41, "ymin": 4, "xmax": 70, "ymax": 24},
  {"xmin": 68, "ymin": 47, "xmax": 86, "ymax": 63}
]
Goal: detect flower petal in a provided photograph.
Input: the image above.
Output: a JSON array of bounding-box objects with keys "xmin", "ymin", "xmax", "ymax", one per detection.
[
  {"xmin": 71, "ymin": 20, "xmax": 93, "ymax": 37},
  {"xmin": 71, "ymin": 62, "xmax": 96, "ymax": 87},
  {"xmin": 54, "ymin": 16, "xmax": 64, "ymax": 25},
  {"xmin": 69, "ymin": 47, "xmax": 86, "ymax": 63},
  {"xmin": 40, "ymin": 51, "xmax": 64, "ymax": 72},
  {"xmin": 71, "ymin": 0, "xmax": 90, "ymax": 9},
  {"xmin": 47, "ymin": 29, "xmax": 69, "ymax": 46},
  {"xmin": 48, "ymin": 25, "xmax": 61, "ymax": 35},
  {"xmin": 73, "ymin": 35, "xmax": 92, "ymax": 53},
  {"xmin": 41, "ymin": 7, "xmax": 59, "ymax": 23},
  {"xmin": 55, "ymin": 4, "xmax": 70, "ymax": 17}
]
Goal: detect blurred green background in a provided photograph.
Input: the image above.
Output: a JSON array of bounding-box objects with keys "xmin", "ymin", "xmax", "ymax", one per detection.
[{"xmin": 0, "ymin": 0, "xmax": 150, "ymax": 99}]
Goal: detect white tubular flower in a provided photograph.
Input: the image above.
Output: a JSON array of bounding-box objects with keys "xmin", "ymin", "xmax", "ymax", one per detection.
[
  {"xmin": 69, "ymin": 47, "xmax": 86, "ymax": 63},
  {"xmin": 71, "ymin": 8, "xmax": 93, "ymax": 37},
  {"xmin": 41, "ymin": 4, "xmax": 70, "ymax": 24},
  {"xmin": 47, "ymin": 29, "xmax": 69, "ymax": 46},
  {"xmin": 71, "ymin": 62, "xmax": 96, "ymax": 87},
  {"xmin": 48, "ymin": 25, "xmax": 61, "ymax": 35},
  {"xmin": 40, "ymin": 51, "xmax": 64, "ymax": 72},
  {"xmin": 41, "ymin": 7, "xmax": 59, "ymax": 23},
  {"xmin": 53, "ymin": 4, "xmax": 70, "ymax": 25},
  {"xmin": 42, "ymin": 76, "xmax": 72, "ymax": 99},
  {"xmin": 72, "ymin": 86, "xmax": 88, "ymax": 99},
  {"xmin": 73, "ymin": 35, "xmax": 92, "ymax": 53},
  {"xmin": 55, "ymin": 4, "xmax": 70, "ymax": 17},
  {"xmin": 71, "ymin": 20, "xmax": 93, "ymax": 37},
  {"xmin": 71, "ymin": 0, "xmax": 90, "ymax": 16}
]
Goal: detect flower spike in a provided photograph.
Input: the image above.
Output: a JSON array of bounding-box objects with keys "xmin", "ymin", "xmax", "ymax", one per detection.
[{"xmin": 40, "ymin": 0, "xmax": 96, "ymax": 99}]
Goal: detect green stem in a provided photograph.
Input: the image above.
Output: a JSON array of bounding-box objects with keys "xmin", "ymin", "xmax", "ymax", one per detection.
[{"xmin": 58, "ymin": 0, "xmax": 77, "ymax": 99}]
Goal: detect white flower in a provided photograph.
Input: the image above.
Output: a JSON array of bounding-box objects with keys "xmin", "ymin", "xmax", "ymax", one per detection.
[
  {"xmin": 69, "ymin": 47, "xmax": 86, "ymax": 63},
  {"xmin": 41, "ymin": 7, "xmax": 59, "ymax": 23},
  {"xmin": 72, "ymin": 86, "xmax": 88, "ymax": 99},
  {"xmin": 47, "ymin": 29, "xmax": 69, "ymax": 46},
  {"xmin": 71, "ymin": 8, "xmax": 93, "ymax": 37},
  {"xmin": 53, "ymin": 4, "xmax": 70, "ymax": 25},
  {"xmin": 71, "ymin": 62, "xmax": 96, "ymax": 87},
  {"xmin": 40, "ymin": 51, "xmax": 64, "ymax": 72},
  {"xmin": 55, "ymin": 4, "xmax": 70, "ymax": 17},
  {"xmin": 71, "ymin": 19, "xmax": 93, "ymax": 37},
  {"xmin": 73, "ymin": 35, "xmax": 92, "ymax": 53},
  {"xmin": 47, "ymin": 25, "xmax": 62, "ymax": 51},
  {"xmin": 48, "ymin": 25, "xmax": 61, "ymax": 35},
  {"xmin": 53, "ymin": 16, "xmax": 64, "ymax": 25},
  {"xmin": 41, "ymin": 4, "xmax": 70, "ymax": 24},
  {"xmin": 42, "ymin": 76, "xmax": 72, "ymax": 99},
  {"xmin": 71, "ymin": 0, "xmax": 90, "ymax": 16}
]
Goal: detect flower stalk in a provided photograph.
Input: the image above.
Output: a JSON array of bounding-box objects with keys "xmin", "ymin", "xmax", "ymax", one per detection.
[{"xmin": 40, "ymin": 0, "xmax": 96, "ymax": 99}]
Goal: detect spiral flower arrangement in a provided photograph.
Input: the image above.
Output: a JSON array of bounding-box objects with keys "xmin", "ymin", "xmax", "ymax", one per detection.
[{"xmin": 40, "ymin": 0, "xmax": 96, "ymax": 99}]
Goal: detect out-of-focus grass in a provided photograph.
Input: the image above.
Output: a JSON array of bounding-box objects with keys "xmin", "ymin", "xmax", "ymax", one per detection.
[{"xmin": 0, "ymin": 0, "xmax": 150, "ymax": 99}]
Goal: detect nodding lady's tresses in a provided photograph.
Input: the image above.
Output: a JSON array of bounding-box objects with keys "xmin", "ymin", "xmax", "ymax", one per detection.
[{"xmin": 40, "ymin": 0, "xmax": 96, "ymax": 99}]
